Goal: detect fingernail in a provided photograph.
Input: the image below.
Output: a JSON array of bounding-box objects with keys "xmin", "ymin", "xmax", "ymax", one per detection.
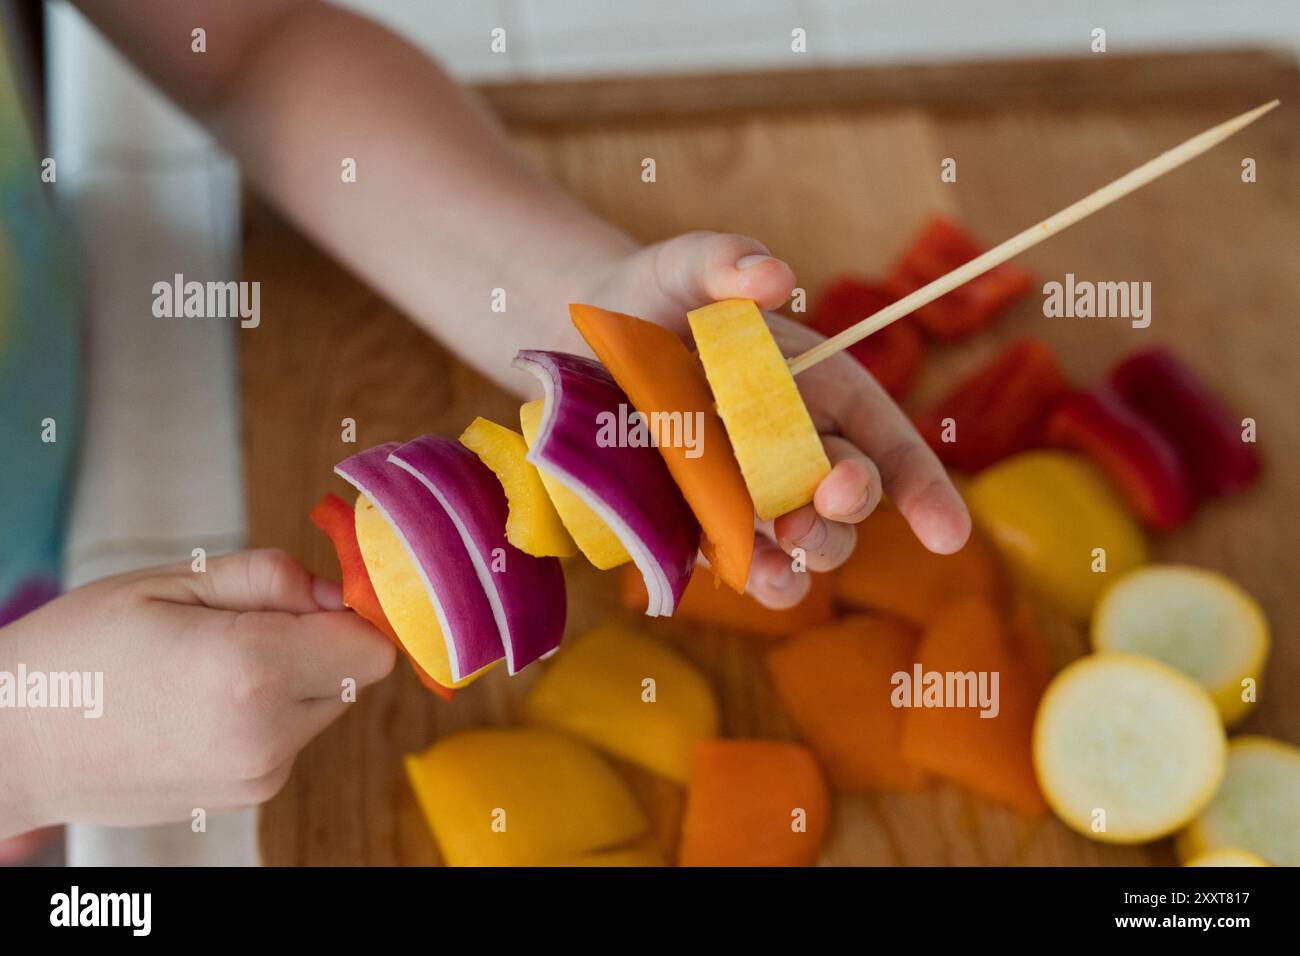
[
  {"xmin": 312, "ymin": 576, "xmax": 346, "ymax": 611},
  {"xmin": 782, "ymin": 511, "xmax": 826, "ymax": 552},
  {"xmin": 736, "ymin": 254, "xmax": 776, "ymax": 270}
]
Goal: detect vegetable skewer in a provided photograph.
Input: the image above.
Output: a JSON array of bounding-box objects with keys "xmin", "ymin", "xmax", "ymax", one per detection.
[{"xmin": 787, "ymin": 99, "xmax": 1280, "ymax": 376}]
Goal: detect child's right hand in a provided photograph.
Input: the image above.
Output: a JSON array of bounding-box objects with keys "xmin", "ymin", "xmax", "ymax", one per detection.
[{"xmin": 0, "ymin": 549, "xmax": 395, "ymax": 839}]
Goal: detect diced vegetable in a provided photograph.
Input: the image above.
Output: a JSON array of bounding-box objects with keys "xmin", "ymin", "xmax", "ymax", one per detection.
[
  {"xmin": 806, "ymin": 276, "xmax": 925, "ymax": 398},
  {"xmin": 514, "ymin": 351, "xmax": 700, "ymax": 616},
  {"xmin": 887, "ymin": 216, "xmax": 1033, "ymax": 341},
  {"xmin": 766, "ymin": 616, "xmax": 927, "ymax": 791},
  {"xmin": 968, "ymin": 451, "xmax": 1148, "ymax": 619},
  {"xmin": 913, "ymin": 338, "xmax": 1069, "ymax": 473},
  {"xmin": 1093, "ymin": 565, "xmax": 1269, "ymax": 726},
  {"xmin": 688, "ymin": 299, "xmax": 831, "ymax": 521},
  {"xmin": 1033, "ymin": 654, "xmax": 1225, "ymax": 843},
  {"xmin": 389, "ymin": 435, "xmax": 565, "ymax": 674},
  {"xmin": 309, "ymin": 492, "xmax": 452, "ymax": 700},
  {"xmin": 520, "ymin": 399, "xmax": 629, "ymax": 569},
  {"xmin": 833, "ymin": 504, "xmax": 1006, "ymax": 628},
  {"xmin": 1176, "ymin": 737, "xmax": 1300, "ymax": 867},
  {"xmin": 679, "ymin": 740, "xmax": 829, "ymax": 867},
  {"xmin": 340, "ymin": 444, "xmax": 503, "ymax": 685},
  {"xmin": 571, "ymin": 303, "xmax": 754, "ymax": 592},
  {"xmin": 1110, "ymin": 347, "xmax": 1260, "ymax": 497},
  {"xmin": 405, "ymin": 728, "xmax": 648, "ymax": 866},
  {"xmin": 618, "ymin": 562, "xmax": 835, "ymax": 639},
  {"xmin": 1045, "ymin": 386, "xmax": 1195, "ymax": 531},
  {"xmin": 899, "ymin": 597, "xmax": 1047, "ymax": 815},
  {"xmin": 524, "ymin": 622, "xmax": 719, "ymax": 784},
  {"xmin": 459, "ymin": 416, "xmax": 576, "ymax": 558}
]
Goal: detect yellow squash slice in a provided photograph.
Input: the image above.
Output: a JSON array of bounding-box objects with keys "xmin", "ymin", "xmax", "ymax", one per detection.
[
  {"xmin": 405, "ymin": 728, "xmax": 649, "ymax": 866},
  {"xmin": 524, "ymin": 622, "xmax": 719, "ymax": 784},
  {"xmin": 1093, "ymin": 565, "xmax": 1269, "ymax": 726},
  {"xmin": 1033, "ymin": 654, "xmax": 1225, "ymax": 843},
  {"xmin": 459, "ymin": 415, "xmax": 576, "ymax": 558},
  {"xmin": 519, "ymin": 399, "xmax": 630, "ymax": 570},
  {"xmin": 687, "ymin": 299, "xmax": 830, "ymax": 520},
  {"xmin": 353, "ymin": 494, "xmax": 488, "ymax": 689},
  {"xmin": 1176, "ymin": 736, "xmax": 1300, "ymax": 867}
]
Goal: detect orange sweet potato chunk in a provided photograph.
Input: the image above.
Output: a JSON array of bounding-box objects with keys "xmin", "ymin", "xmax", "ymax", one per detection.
[
  {"xmin": 766, "ymin": 616, "xmax": 927, "ymax": 791},
  {"xmin": 619, "ymin": 563, "xmax": 834, "ymax": 639},
  {"xmin": 898, "ymin": 596, "xmax": 1048, "ymax": 815},
  {"xmin": 680, "ymin": 740, "xmax": 829, "ymax": 866},
  {"xmin": 571, "ymin": 304, "xmax": 755, "ymax": 592},
  {"xmin": 833, "ymin": 504, "xmax": 1005, "ymax": 627}
]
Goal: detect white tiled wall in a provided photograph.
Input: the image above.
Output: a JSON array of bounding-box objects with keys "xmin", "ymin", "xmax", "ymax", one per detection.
[{"xmin": 334, "ymin": 0, "xmax": 1300, "ymax": 80}]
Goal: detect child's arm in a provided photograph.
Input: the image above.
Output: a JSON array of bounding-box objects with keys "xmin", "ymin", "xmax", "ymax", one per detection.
[{"xmin": 73, "ymin": 0, "xmax": 970, "ymax": 606}]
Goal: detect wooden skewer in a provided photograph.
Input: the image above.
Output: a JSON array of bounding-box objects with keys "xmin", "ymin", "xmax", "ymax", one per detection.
[{"xmin": 787, "ymin": 99, "xmax": 1280, "ymax": 377}]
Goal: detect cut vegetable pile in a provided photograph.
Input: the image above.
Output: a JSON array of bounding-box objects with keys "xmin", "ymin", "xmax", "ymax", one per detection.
[{"xmin": 298, "ymin": 218, "xmax": 1284, "ymax": 869}]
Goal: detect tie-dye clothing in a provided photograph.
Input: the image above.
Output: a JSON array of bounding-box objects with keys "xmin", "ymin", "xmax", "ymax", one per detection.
[{"xmin": 0, "ymin": 18, "xmax": 79, "ymax": 625}]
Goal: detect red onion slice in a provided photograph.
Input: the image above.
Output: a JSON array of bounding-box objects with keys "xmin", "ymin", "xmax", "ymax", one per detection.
[
  {"xmin": 335, "ymin": 443, "xmax": 504, "ymax": 682},
  {"xmin": 389, "ymin": 435, "xmax": 566, "ymax": 674},
  {"xmin": 513, "ymin": 350, "xmax": 700, "ymax": 616}
]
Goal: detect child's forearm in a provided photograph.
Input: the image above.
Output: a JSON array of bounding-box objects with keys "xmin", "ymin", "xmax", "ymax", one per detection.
[{"xmin": 75, "ymin": 0, "xmax": 638, "ymax": 391}]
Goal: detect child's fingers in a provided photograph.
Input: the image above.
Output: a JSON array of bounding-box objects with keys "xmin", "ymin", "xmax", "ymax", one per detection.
[
  {"xmin": 652, "ymin": 231, "xmax": 797, "ymax": 313},
  {"xmin": 744, "ymin": 530, "xmax": 812, "ymax": 609},
  {"xmin": 154, "ymin": 548, "xmax": 339, "ymax": 614},
  {"xmin": 813, "ymin": 436, "xmax": 883, "ymax": 523},
  {"xmin": 280, "ymin": 611, "xmax": 397, "ymax": 699}
]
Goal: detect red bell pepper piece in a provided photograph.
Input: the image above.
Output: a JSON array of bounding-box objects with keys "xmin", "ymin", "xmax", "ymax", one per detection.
[
  {"xmin": 310, "ymin": 493, "xmax": 454, "ymax": 700},
  {"xmin": 807, "ymin": 275, "xmax": 925, "ymax": 398},
  {"xmin": 888, "ymin": 217, "xmax": 1034, "ymax": 342},
  {"xmin": 913, "ymin": 337, "xmax": 1069, "ymax": 472},
  {"xmin": 1044, "ymin": 386, "xmax": 1196, "ymax": 531},
  {"xmin": 1109, "ymin": 348, "xmax": 1261, "ymax": 497}
]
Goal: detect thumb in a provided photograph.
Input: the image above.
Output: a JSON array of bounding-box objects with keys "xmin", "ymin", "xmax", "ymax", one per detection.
[
  {"xmin": 153, "ymin": 548, "xmax": 343, "ymax": 614},
  {"xmin": 651, "ymin": 231, "xmax": 797, "ymax": 312}
]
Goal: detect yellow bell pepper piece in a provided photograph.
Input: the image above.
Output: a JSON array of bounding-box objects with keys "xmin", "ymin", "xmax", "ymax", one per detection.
[
  {"xmin": 524, "ymin": 622, "xmax": 719, "ymax": 784},
  {"xmin": 405, "ymin": 728, "xmax": 649, "ymax": 866},
  {"xmin": 459, "ymin": 415, "xmax": 576, "ymax": 558},
  {"xmin": 968, "ymin": 451, "xmax": 1147, "ymax": 619}
]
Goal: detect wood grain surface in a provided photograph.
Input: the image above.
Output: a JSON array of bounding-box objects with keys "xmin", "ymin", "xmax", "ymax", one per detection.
[{"xmin": 247, "ymin": 52, "xmax": 1300, "ymax": 866}]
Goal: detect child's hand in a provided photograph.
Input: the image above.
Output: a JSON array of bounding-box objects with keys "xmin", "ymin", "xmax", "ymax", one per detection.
[
  {"xmin": 582, "ymin": 231, "xmax": 972, "ymax": 609},
  {"xmin": 0, "ymin": 549, "xmax": 395, "ymax": 839}
]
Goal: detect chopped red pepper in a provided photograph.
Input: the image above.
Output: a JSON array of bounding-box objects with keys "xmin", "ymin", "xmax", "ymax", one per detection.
[
  {"xmin": 1109, "ymin": 348, "xmax": 1261, "ymax": 497},
  {"xmin": 310, "ymin": 492, "xmax": 454, "ymax": 700},
  {"xmin": 888, "ymin": 217, "xmax": 1034, "ymax": 342},
  {"xmin": 1045, "ymin": 386, "xmax": 1196, "ymax": 531},
  {"xmin": 807, "ymin": 275, "xmax": 925, "ymax": 398},
  {"xmin": 913, "ymin": 337, "xmax": 1069, "ymax": 473}
]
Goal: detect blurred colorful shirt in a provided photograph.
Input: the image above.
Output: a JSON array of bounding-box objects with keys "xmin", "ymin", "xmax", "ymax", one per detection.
[{"xmin": 0, "ymin": 11, "xmax": 79, "ymax": 625}]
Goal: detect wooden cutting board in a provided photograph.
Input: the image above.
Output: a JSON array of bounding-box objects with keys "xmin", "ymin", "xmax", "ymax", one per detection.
[{"xmin": 246, "ymin": 51, "xmax": 1300, "ymax": 866}]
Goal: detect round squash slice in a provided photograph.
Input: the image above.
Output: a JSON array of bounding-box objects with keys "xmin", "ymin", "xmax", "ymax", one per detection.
[
  {"xmin": 687, "ymin": 299, "xmax": 830, "ymax": 521},
  {"xmin": 1093, "ymin": 565, "xmax": 1269, "ymax": 726},
  {"xmin": 1176, "ymin": 736, "xmax": 1300, "ymax": 867},
  {"xmin": 1033, "ymin": 653, "xmax": 1225, "ymax": 843}
]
